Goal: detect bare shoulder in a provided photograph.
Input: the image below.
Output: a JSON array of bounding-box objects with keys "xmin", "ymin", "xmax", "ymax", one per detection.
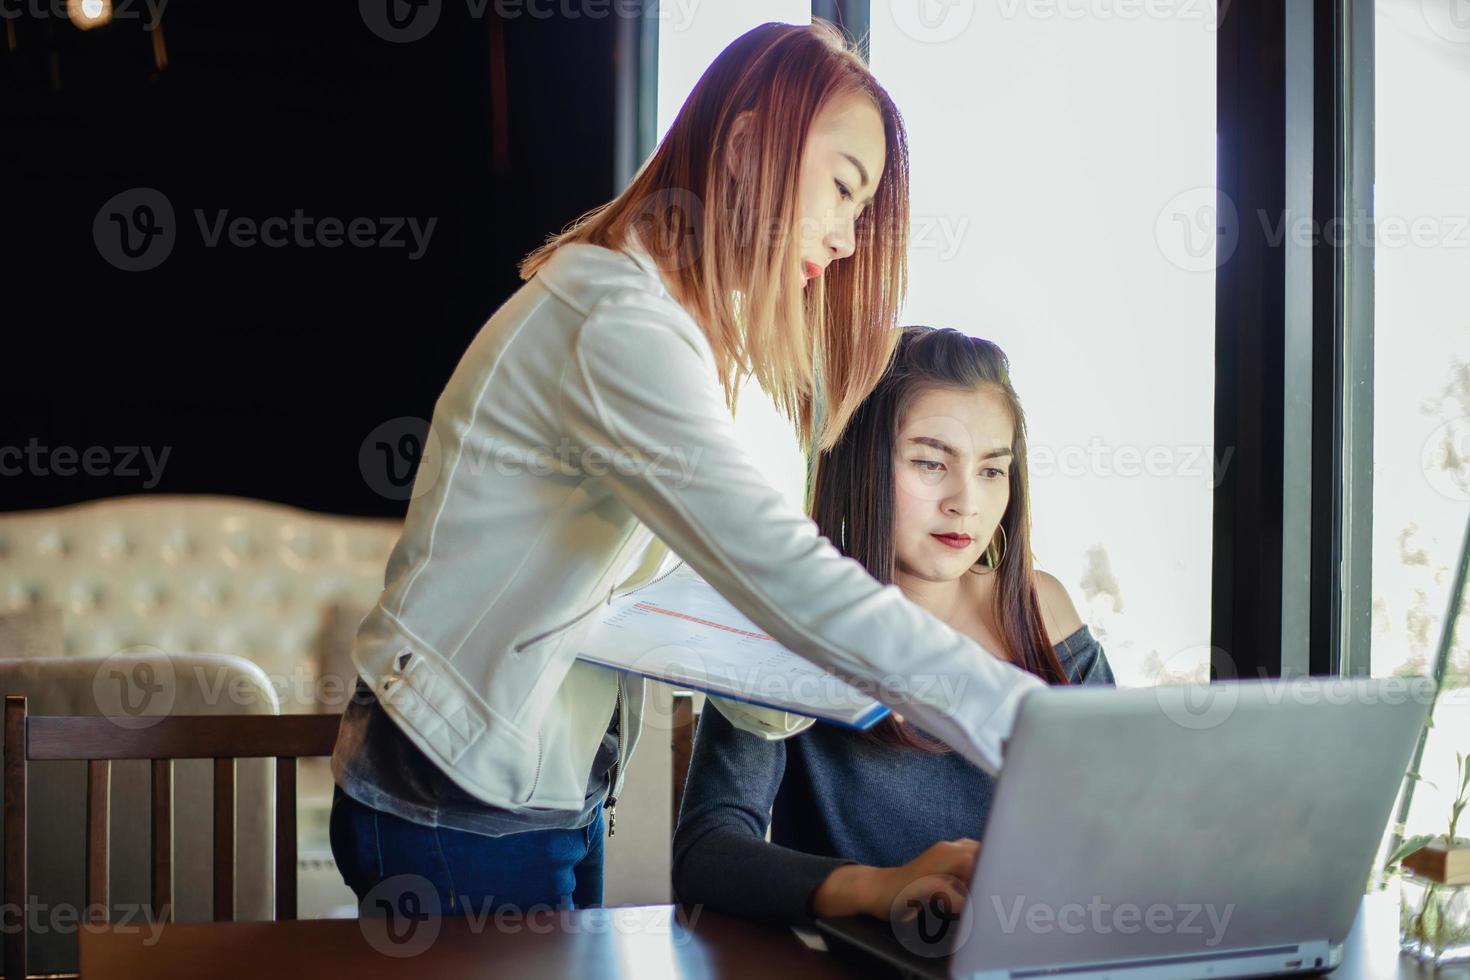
[{"xmin": 1034, "ymin": 571, "xmax": 1085, "ymax": 647}]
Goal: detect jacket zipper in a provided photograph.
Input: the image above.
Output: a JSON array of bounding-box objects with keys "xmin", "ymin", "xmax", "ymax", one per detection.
[
  {"xmin": 528, "ymin": 730, "xmax": 543, "ymax": 800},
  {"xmin": 605, "ymin": 682, "xmax": 623, "ymax": 837},
  {"xmin": 607, "ymin": 557, "xmax": 685, "ymax": 606},
  {"xmin": 512, "ymin": 600, "xmax": 604, "ymax": 654},
  {"xmin": 603, "ymin": 556, "xmax": 681, "ymax": 838}
]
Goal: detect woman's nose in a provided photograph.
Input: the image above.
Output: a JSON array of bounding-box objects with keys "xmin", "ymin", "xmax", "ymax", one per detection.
[
  {"xmin": 825, "ymin": 216, "xmax": 856, "ymax": 261},
  {"xmin": 945, "ymin": 485, "xmax": 981, "ymax": 518}
]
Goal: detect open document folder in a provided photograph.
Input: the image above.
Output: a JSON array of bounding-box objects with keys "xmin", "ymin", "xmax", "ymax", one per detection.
[{"xmin": 574, "ymin": 566, "xmax": 892, "ymax": 730}]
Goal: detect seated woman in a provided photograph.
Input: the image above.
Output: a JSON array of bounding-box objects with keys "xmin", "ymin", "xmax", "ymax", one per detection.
[{"xmin": 671, "ymin": 325, "xmax": 1115, "ymax": 926}]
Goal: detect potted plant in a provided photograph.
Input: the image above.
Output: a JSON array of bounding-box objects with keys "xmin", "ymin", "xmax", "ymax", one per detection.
[
  {"xmin": 1378, "ymin": 516, "xmax": 1470, "ymax": 965},
  {"xmin": 1389, "ymin": 752, "xmax": 1470, "ymax": 964}
]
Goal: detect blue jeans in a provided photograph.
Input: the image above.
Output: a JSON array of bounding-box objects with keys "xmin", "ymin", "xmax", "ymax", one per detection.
[{"xmin": 329, "ymin": 784, "xmax": 606, "ymax": 916}]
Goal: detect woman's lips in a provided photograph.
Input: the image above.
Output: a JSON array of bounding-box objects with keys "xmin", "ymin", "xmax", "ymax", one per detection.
[
  {"xmin": 931, "ymin": 533, "xmax": 972, "ymax": 550},
  {"xmin": 803, "ymin": 261, "xmax": 822, "ymax": 281}
]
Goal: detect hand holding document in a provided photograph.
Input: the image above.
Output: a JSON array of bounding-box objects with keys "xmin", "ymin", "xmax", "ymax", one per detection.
[{"xmin": 575, "ymin": 566, "xmax": 892, "ymax": 730}]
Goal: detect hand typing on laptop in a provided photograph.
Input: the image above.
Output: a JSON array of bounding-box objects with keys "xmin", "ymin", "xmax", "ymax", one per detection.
[{"xmin": 811, "ymin": 838, "xmax": 979, "ymax": 921}]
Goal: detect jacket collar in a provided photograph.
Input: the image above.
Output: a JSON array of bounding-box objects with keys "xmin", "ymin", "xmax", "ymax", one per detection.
[{"xmin": 616, "ymin": 229, "xmax": 675, "ymax": 296}]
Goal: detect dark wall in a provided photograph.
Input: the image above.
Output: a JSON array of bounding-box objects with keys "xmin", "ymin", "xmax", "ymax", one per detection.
[{"xmin": 1, "ymin": 3, "xmax": 620, "ymax": 516}]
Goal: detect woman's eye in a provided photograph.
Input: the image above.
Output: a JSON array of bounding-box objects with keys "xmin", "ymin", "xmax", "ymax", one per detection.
[
  {"xmin": 981, "ymin": 467, "xmax": 1007, "ymax": 480},
  {"xmin": 835, "ymin": 180, "xmax": 853, "ymax": 201},
  {"xmin": 911, "ymin": 459, "xmax": 944, "ymax": 473}
]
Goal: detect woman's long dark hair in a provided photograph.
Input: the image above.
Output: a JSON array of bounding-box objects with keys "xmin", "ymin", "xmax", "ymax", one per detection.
[{"xmin": 811, "ymin": 326, "xmax": 1070, "ymax": 752}]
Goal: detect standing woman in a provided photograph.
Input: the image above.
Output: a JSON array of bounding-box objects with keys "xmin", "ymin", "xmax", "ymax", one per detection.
[{"xmin": 329, "ymin": 19, "xmax": 1046, "ymax": 917}]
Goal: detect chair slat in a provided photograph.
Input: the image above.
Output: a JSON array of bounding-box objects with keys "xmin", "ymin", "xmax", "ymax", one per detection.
[
  {"xmin": 85, "ymin": 760, "xmax": 110, "ymax": 925},
  {"xmin": 275, "ymin": 757, "xmax": 297, "ymax": 921},
  {"xmin": 4, "ymin": 696, "xmax": 28, "ymax": 980},
  {"xmin": 4, "ymin": 704, "xmax": 344, "ymax": 977},
  {"xmin": 27, "ymin": 714, "xmax": 341, "ymax": 762},
  {"xmin": 213, "ymin": 757, "xmax": 235, "ymax": 922},
  {"xmin": 151, "ymin": 758, "xmax": 172, "ymax": 924}
]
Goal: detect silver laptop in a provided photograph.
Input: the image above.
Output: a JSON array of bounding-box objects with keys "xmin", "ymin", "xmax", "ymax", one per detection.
[{"xmin": 817, "ymin": 674, "xmax": 1433, "ymax": 980}]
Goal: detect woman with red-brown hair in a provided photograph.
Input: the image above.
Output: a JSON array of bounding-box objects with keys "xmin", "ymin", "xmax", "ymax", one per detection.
[{"xmin": 329, "ymin": 21, "xmax": 1047, "ymax": 917}]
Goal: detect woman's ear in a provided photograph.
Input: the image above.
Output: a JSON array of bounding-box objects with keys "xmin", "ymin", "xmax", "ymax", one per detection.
[{"xmin": 723, "ymin": 110, "xmax": 755, "ymax": 181}]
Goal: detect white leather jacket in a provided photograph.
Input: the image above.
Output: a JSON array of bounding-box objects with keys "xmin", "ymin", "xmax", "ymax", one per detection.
[{"xmin": 348, "ymin": 236, "xmax": 1047, "ymax": 818}]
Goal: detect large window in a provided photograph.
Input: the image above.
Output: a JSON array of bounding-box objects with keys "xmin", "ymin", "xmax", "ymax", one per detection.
[
  {"xmin": 868, "ymin": 5, "xmax": 1218, "ymax": 686},
  {"xmin": 1371, "ymin": 0, "xmax": 1470, "ymax": 848}
]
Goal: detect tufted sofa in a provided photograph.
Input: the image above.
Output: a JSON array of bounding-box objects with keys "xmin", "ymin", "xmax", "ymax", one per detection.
[
  {"xmin": 0, "ymin": 494, "xmax": 400, "ymax": 685},
  {"xmin": 0, "ymin": 494, "xmax": 402, "ymax": 929}
]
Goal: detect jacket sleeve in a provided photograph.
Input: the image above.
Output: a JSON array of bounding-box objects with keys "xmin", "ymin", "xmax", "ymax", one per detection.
[
  {"xmin": 556, "ymin": 289, "xmax": 1047, "ymax": 776},
  {"xmin": 671, "ymin": 705, "xmax": 855, "ymax": 924}
]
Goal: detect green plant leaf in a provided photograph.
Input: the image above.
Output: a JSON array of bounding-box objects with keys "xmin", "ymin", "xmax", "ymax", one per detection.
[
  {"xmin": 1388, "ymin": 833, "xmax": 1438, "ymax": 867},
  {"xmin": 1408, "ymin": 772, "xmax": 1441, "ymax": 792}
]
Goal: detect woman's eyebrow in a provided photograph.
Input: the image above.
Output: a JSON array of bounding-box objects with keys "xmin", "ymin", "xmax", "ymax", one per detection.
[
  {"xmin": 907, "ymin": 435, "xmax": 1013, "ymax": 460},
  {"xmin": 840, "ymin": 152, "xmax": 871, "ymax": 188}
]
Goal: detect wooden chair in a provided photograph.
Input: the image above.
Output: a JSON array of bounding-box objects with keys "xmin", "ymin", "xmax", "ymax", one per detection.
[{"xmin": 2, "ymin": 695, "xmax": 342, "ymax": 980}]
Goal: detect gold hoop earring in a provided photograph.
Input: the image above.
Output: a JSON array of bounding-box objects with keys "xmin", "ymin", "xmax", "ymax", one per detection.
[{"xmin": 984, "ymin": 524, "xmax": 1008, "ymax": 569}]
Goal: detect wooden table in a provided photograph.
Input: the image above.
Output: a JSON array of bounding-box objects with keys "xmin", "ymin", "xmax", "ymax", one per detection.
[
  {"xmin": 74, "ymin": 891, "xmax": 1470, "ymax": 979},
  {"xmin": 78, "ymin": 904, "xmax": 870, "ymax": 979}
]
